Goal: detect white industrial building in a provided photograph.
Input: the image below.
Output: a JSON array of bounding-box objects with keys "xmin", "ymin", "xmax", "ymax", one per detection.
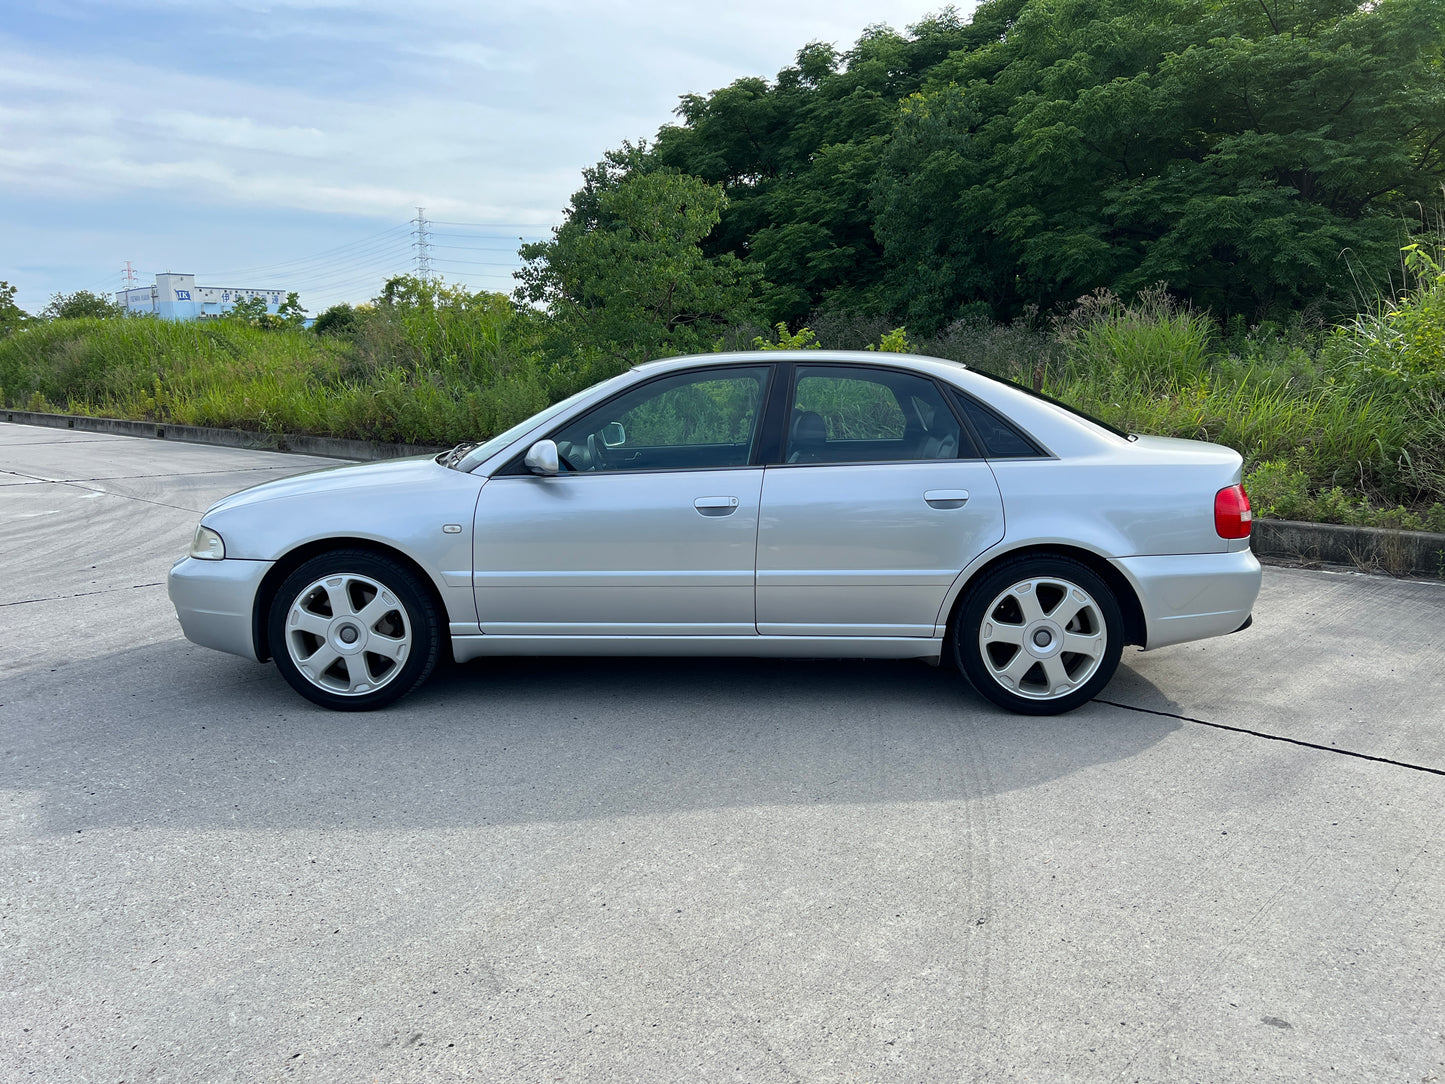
[{"xmin": 116, "ymin": 273, "xmax": 290, "ymax": 321}]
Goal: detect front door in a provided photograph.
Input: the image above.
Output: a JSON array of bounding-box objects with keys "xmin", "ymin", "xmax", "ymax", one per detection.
[{"xmin": 472, "ymin": 366, "xmax": 771, "ymax": 637}]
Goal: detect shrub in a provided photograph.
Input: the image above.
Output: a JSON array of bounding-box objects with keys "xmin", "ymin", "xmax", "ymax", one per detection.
[
  {"xmin": 867, "ymin": 327, "xmax": 913, "ymax": 353},
  {"xmin": 1245, "ymin": 461, "xmax": 1313, "ymax": 520},
  {"xmin": 1313, "ymin": 486, "xmax": 1371, "ymax": 526},
  {"xmin": 751, "ymin": 322, "xmax": 821, "ymax": 350},
  {"xmin": 313, "ymin": 303, "xmax": 359, "ymax": 337}
]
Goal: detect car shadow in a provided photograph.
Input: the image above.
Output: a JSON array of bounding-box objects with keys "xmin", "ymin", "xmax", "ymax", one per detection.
[{"xmin": 2, "ymin": 641, "xmax": 1182, "ymax": 836}]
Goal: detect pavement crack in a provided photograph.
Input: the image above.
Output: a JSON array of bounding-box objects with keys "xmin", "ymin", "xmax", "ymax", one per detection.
[
  {"xmin": 1, "ymin": 466, "xmax": 274, "ymax": 513},
  {"xmin": 1, "ymin": 583, "xmax": 166, "ymax": 607},
  {"xmin": 1098, "ymin": 699, "xmax": 1445, "ymax": 777},
  {"xmin": 0, "ymin": 436, "xmax": 136, "ymax": 446},
  {"xmin": 58, "ymin": 480, "xmax": 205, "ymax": 514},
  {"xmin": 48, "ymin": 467, "xmax": 284, "ymax": 482}
]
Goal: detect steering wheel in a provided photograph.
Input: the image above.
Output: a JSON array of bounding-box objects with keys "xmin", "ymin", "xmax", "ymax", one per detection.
[{"xmin": 586, "ymin": 432, "xmax": 608, "ymax": 472}]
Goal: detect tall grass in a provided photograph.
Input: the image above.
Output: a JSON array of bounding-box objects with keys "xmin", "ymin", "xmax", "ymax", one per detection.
[
  {"xmin": 0, "ymin": 317, "xmax": 349, "ymax": 430},
  {"xmin": 1038, "ymin": 285, "xmax": 1442, "ymax": 522},
  {"xmin": 0, "ymin": 284, "xmax": 561, "ymax": 445}
]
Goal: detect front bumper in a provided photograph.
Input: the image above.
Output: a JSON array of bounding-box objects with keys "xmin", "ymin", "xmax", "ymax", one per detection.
[
  {"xmin": 1112, "ymin": 549, "xmax": 1262, "ymax": 651},
  {"xmin": 168, "ymin": 556, "xmax": 273, "ymax": 661}
]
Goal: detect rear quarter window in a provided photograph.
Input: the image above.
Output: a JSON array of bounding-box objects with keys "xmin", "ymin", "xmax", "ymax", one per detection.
[{"xmin": 953, "ymin": 392, "xmax": 1047, "ymax": 459}]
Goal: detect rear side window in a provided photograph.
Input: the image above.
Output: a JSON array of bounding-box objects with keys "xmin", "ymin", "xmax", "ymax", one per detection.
[
  {"xmin": 787, "ymin": 366, "xmax": 966, "ymax": 463},
  {"xmin": 953, "ymin": 392, "xmax": 1047, "ymax": 459}
]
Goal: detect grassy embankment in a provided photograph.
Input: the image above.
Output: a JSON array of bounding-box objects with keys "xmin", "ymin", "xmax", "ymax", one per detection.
[
  {"xmin": 2, "ymin": 280, "xmax": 1442, "ymax": 533},
  {"xmin": 0, "ymin": 293, "xmax": 565, "ymax": 447}
]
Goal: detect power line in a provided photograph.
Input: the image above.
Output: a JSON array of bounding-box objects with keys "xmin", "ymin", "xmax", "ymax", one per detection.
[
  {"xmin": 428, "ymin": 219, "xmax": 555, "ymax": 230},
  {"xmin": 429, "ymin": 258, "xmax": 524, "ymax": 269},
  {"xmin": 429, "ymin": 242, "xmax": 526, "ymax": 252},
  {"xmin": 84, "ymin": 270, "xmax": 125, "ymax": 297},
  {"xmin": 196, "ymin": 224, "xmax": 412, "ymax": 280}
]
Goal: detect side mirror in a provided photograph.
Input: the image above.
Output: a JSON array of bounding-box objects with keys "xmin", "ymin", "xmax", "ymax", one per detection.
[
  {"xmin": 524, "ymin": 439, "xmax": 559, "ymax": 476},
  {"xmin": 601, "ymin": 421, "xmax": 626, "ymax": 448}
]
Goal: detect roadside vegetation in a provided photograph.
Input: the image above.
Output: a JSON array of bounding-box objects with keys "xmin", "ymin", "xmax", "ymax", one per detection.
[
  {"xmin": 2, "ymin": 0, "xmax": 1442, "ymax": 532},
  {"xmin": 0, "ymin": 282, "xmax": 567, "ymax": 446},
  {"xmin": 3, "ymin": 268, "xmax": 1442, "ymax": 531}
]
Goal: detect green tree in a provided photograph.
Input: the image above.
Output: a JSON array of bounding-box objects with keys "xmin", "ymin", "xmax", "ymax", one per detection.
[
  {"xmin": 228, "ymin": 295, "xmax": 271, "ymax": 324},
  {"xmin": 0, "ymin": 281, "xmax": 26, "ymax": 338},
  {"xmin": 40, "ymin": 289, "xmax": 123, "ymax": 320},
  {"xmin": 873, "ymin": 84, "xmax": 1008, "ymax": 331},
  {"xmin": 516, "ymin": 168, "xmax": 766, "ymax": 369},
  {"xmin": 613, "ymin": 0, "xmax": 1445, "ymax": 328},
  {"xmin": 277, "ymin": 291, "xmax": 307, "ymax": 327},
  {"xmin": 652, "ymin": 16, "xmax": 980, "ymax": 322},
  {"xmin": 874, "ymin": 0, "xmax": 1445, "ymax": 325}
]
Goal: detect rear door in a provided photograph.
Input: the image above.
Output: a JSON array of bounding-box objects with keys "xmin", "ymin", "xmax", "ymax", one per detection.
[{"xmin": 756, "ymin": 364, "xmax": 1005, "ymax": 637}]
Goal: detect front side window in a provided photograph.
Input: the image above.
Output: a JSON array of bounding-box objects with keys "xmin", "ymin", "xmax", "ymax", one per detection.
[
  {"xmin": 786, "ymin": 367, "xmax": 966, "ymax": 464},
  {"xmin": 552, "ymin": 367, "xmax": 769, "ymax": 472}
]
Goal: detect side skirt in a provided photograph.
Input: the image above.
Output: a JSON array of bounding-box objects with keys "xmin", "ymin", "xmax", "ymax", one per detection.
[{"xmin": 450, "ymin": 634, "xmax": 943, "ymax": 665}]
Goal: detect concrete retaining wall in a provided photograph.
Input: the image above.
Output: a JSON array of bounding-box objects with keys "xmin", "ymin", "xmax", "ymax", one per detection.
[
  {"xmin": 1250, "ymin": 518, "xmax": 1445, "ymax": 579},
  {"xmin": 1, "ymin": 409, "xmax": 445, "ymax": 462}
]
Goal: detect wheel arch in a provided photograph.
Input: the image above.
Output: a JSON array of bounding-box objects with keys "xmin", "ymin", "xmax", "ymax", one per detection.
[
  {"xmin": 940, "ymin": 543, "xmax": 1147, "ymax": 661},
  {"xmin": 252, "ymin": 537, "xmax": 453, "ymax": 663}
]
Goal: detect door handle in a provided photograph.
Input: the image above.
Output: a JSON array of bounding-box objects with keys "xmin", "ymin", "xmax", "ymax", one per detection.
[
  {"xmin": 694, "ymin": 495, "xmax": 740, "ymax": 517},
  {"xmin": 924, "ymin": 489, "xmax": 970, "ymax": 509}
]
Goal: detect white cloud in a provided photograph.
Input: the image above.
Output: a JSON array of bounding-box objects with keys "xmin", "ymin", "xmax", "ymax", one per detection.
[
  {"xmin": 0, "ymin": 42, "xmax": 573, "ymax": 220},
  {"xmin": 149, "ymin": 113, "xmax": 329, "ymax": 156},
  {"xmin": 0, "ymin": 1, "xmax": 970, "ymax": 311}
]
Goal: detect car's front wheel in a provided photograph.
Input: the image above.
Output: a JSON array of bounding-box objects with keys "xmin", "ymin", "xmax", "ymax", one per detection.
[
  {"xmin": 268, "ymin": 550, "xmax": 440, "ymax": 710},
  {"xmin": 954, "ymin": 555, "xmax": 1123, "ymax": 715}
]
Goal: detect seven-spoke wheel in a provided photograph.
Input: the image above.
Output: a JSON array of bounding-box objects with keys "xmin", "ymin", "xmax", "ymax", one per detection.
[
  {"xmin": 955, "ymin": 556, "xmax": 1123, "ymax": 715},
  {"xmin": 268, "ymin": 551, "xmax": 440, "ymax": 710}
]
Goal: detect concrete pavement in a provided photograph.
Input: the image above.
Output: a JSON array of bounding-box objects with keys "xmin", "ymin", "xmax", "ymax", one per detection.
[{"xmin": 2, "ymin": 420, "xmax": 1442, "ymax": 1083}]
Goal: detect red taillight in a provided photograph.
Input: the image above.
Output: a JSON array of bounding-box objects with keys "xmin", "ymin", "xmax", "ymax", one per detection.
[{"xmin": 1215, "ymin": 484, "xmax": 1253, "ymax": 539}]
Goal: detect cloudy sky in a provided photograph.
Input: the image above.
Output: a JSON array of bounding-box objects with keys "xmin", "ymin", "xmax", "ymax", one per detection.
[{"xmin": 1, "ymin": 0, "xmax": 961, "ymax": 317}]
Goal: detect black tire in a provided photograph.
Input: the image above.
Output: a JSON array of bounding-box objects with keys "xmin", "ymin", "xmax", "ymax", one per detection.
[
  {"xmin": 954, "ymin": 555, "xmax": 1124, "ymax": 716},
  {"xmin": 268, "ymin": 550, "xmax": 441, "ymax": 711}
]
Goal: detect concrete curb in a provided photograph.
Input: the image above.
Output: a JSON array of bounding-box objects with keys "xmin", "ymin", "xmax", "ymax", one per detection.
[
  {"xmin": 1, "ymin": 409, "xmax": 446, "ymax": 462},
  {"xmin": 6, "ymin": 407, "xmax": 1443, "ymax": 578},
  {"xmin": 1251, "ymin": 518, "xmax": 1445, "ymax": 579}
]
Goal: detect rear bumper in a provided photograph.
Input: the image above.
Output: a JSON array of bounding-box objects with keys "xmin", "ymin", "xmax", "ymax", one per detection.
[
  {"xmin": 168, "ymin": 556, "xmax": 272, "ymax": 661},
  {"xmin": 1112, "ymin": 549, "xmax": 1262, "ymax": 651}
]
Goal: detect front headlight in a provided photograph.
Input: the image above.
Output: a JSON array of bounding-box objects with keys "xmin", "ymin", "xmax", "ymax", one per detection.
[{"xmin": 189, "ymin": 524, "xmax": 226, "ymax": 560}]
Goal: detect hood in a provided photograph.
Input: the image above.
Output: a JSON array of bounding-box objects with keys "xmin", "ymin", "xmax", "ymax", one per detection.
[{"xmin": 205, "ymin": 454, "xmax": 443, "ymax": 516}]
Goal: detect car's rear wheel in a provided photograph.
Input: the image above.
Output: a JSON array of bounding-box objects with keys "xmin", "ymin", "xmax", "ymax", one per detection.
[
  {"xmin": 268, "ymin": 550, "xmax": 440, "ymax": 711},
  {"xmin": 954, "ymin": 555, "xmax": 1123, "ymax": 715}
]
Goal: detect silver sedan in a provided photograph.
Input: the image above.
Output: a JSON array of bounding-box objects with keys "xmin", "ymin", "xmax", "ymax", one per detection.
[{"xmin": 168, "ymin": 351, "xmax": 1261, "ymax": 714}]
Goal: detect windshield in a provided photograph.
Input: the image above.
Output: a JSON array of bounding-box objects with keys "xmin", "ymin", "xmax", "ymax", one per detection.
[{"xmin": 452, "ymin": 369, "xmax": 638, "ymax": 472}]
